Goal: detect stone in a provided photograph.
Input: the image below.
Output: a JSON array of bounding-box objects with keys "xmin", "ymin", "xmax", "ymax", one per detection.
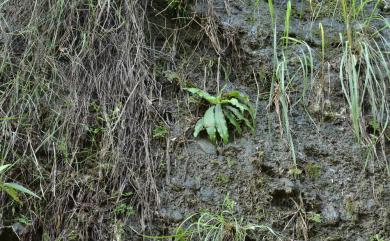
[
  {"xmin": 183, "ymin": 178, "xmax": 200, "ymax": 191},
  {"xmin": 322, "ymin": 204, "xmax": 340, "ymax": 225},
  {"xmin": 197, "ymin": 139, "xmax": 217, "ymax": 155}
]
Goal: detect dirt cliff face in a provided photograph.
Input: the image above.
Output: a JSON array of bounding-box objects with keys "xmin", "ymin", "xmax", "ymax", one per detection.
[{"xmin": 135, "ymin": 0, "xmax": 390, "ymax": 240}]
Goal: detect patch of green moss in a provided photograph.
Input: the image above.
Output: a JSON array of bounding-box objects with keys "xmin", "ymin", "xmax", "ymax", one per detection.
[{"xmin": 305, "ymin": 163, "xmax": 321, "ymax": 178}]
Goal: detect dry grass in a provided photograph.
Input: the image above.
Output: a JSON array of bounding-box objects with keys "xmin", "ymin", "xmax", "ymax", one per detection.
[{"xmin": 0, "ymin": 0, "xmax": 159, "ymax": 240}]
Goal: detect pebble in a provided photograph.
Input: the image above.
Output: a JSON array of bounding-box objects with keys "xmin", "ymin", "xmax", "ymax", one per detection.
[
  {"xmin": 321, "ymin": 204, "xmax": 340, "ymax": 225},
  {"xmin": 159, "ymin": 208, "xmax": 183, "ymax": 223},
  {"xmin": 199, "ymin": 186, "xmax": 216, "ymax": 203},
  {"xmin": 184, "ymin": 178, "xmax": 200, "ymax": 191}
]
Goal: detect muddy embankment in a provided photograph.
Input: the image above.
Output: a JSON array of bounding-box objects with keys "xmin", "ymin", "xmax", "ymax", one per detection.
[{"xmin": 130, "ymin": 0, "xmax": 390, "ymax": 240}]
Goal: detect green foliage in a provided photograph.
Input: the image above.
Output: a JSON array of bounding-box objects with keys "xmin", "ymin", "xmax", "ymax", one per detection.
[
  {"xmin": 114, "ymin": 203, "xmax": 135, "ymax": 217},
  {"xmin": 340, "ymin": 0, "xmax": 380, "ymax": 46},
  {"xmin": 165, "ymin": 0, "xmax": 191, "ymax": 19},
  {"xmin": 307, "ymin": 212, "xmax": 322, "ymax": 224},
  {"xmin": 268, "ymin": 0, "xmax": 275, "ymax": 26},
  {"xmin": 284, "ymin": 0, "xmax": 292, "ymax": 47},
  {"xmin": 370, "ymin": 234, "xmax": 386, "ymax": 241},
  {"xmin": 0, "ymin": 164, "xmax": 40, "ymax": 203},
  {"xmin": 305, "ymin": 163, "xmax": 322, "ymax": 178},
  {"xmin": 169, "ymin": 194, "xmax": 278, "ymax": 241},
  {"xmin": 17, "ymin": 214, "xmax": 33, "ymax": 226},
  {"xmin": 288, "ymin": 166, "xmax": 302, "ymax": 176},
  {"xmin": 153, "ymin": 123, "xmax": 169, "ymax": 140},
  {"xmin": 339, "ymin": 21, "xmax": 390, "ymax": 146},
  {"xmin": 216, "ymin": 174, "xmax": 230, "ymax": 184},
  {"xmin": 185, "ymin": 88, "xmax": 255, "ymax": 144}
]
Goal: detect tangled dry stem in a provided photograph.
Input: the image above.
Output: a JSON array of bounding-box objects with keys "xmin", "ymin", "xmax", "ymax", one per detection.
[{"xmin": 1, "ymin": 0, "xmax": 159, "ymax": 239}]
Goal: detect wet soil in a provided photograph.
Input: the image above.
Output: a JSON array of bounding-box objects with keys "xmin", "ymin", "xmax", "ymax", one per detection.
[{"xmin": 129, "ymin": 0, "xmax": 390, "ymax": 240}]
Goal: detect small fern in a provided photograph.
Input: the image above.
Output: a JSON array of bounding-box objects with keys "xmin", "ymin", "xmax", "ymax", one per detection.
[{"xmin": 184, "ymin": 87, "xmax": 255, "ymax": 144}]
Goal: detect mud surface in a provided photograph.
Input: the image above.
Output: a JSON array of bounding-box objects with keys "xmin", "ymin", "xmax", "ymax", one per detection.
[{"xmin": 127, "ymin": 0, "xmax": 390, "ymax": 240}]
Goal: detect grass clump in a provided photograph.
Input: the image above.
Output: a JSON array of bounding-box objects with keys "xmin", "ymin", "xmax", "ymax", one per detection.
[
  {"xmin": 185, "ymin": 87, "xmax": 255, "ymax": 144},
  {"xmin": 141, "ymin": 194, "xmax": 278, "ymax": 241},
  {"xmin": 334, "ymin": 0, "xmax": 390, "ymax": 174},
  {"xmin": 268, "ymin": 0, "xmax": 314, "ymax": 170}
]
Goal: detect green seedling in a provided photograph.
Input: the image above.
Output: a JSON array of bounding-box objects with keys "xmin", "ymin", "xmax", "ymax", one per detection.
[
  {"xmin": 370, "ymin": 234, "xmax": 385, "ymax": 241},
  {"xmin": 153, "ymin": 123, "xmax": 169, "ymax": 140},
  {"xmin": 185, "ymin": 87, "xmax": 255, "ymax": 144},
  {"xmin": 0, "ymin": 164, "xmax": 40, "ymax": 203},
  {"xmin": 114, "ymin": 203, "xmax": 135, "ymax": 217},
  {"xmin": 133, "ymin": 195, "xmax": 279, "ymax": 240},
  {"xmin": 307, "ymin": 212, "xmax": 322, "ymax": 223}
]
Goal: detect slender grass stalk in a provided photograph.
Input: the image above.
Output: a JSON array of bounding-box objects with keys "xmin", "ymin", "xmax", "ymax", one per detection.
[
  {"xmin": 341, "ymin": 0, "xmax": 353, "ymax": 46},
  {"xmin": 340, "ymin": 40, "xmax": 361, "ymax": 142},
  {"xmin": 319, "ymin": 23, "xmax": 325, "ymax": 63},
  {"xmin": 268, "ymin": 0, "xmax": 275, "ymax": 26},
  {"xmin": 284, "ymin": 0, "xmax": 291, "ymax": 47},
  {"xmin": 278, "ymin": 55, "xmax": 297, "ymax": 167}
]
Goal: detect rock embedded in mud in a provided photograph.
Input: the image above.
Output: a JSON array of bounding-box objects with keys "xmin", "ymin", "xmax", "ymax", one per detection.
[
  {"xmin": 159, "ymin": 208, "xmax": 184, "ymax": 223},
  {"xmin": 169, "ymin": 177, "xmax": 185, "ymax": 191},
  {"xmin": 366, "ymin": 199, "xmax": 375, "ymax": 211},
  {"xmin": 183, "ymin": 178, "xmax": 201, "ymax": 191},
  {"xmin": 321, "ymin": 204, "xmax": 340, "ymax": 226},
  {"xmin": 196, "ymin": 139, "xmax": 217, "ymax": 155},
  {"xmin": 199, "ymin": 186, "xmax": 219, "ymax": 203},
  {"xmin": 274, "ymin": 178, "xmax": 297, "ymax": 194}
]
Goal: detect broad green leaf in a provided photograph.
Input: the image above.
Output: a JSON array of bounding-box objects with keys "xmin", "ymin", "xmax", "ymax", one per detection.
[
  {"xmin": 225, "ymin": 105, "xmax": 244, "ymax": 120},
  {"xmin": 3, "ymin": 182, "xmax": 41, "ymax": 199},
  {"xmin": 0, "ymin": 164, "xmax": 11, "ymax": 173},
  {"xmin": 215, "ymin": 104, "xmax": 229, "ymax": 144},
  {"xmin": 243, "ymin": 117, "xmax": 255, "ymax": 132},
  {"xmin": 225, "ymin": 106, "xmax": 254, "ymax": 131},
  {"xmin": 223, "ymin": 109, "xmax": 242, "ymax": 134},
  {"xmin": 203, "ymin": 106, "xmax": 216, "ymax": 143},
  {"xmin": 223, "ymin": 98, "xmax": 249, "ymax": 114},
  {"xmin": 248, "ymin": 105, "xmax": 256, "ymax": 122},
  {"xmin": 3, "ymin": 185, "xmax": 20, "ymax": 203},
  {"xmin": 183, "ymin": 88, "xmax": 218, "ymax": 104},
  {"xmin": 226, "ymin": 91, "xmax": 256, "ymax": 121},
  {"xmin": 226, "ymin": 91, "xmax": 250, "ymax": 105},
  {"xmin": 194, "ymin": 118, "xmax": 204, "ymax": 137}
]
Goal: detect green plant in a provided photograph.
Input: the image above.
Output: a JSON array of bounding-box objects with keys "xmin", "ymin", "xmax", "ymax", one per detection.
[
  {"xmin": 284, "ymin": 0, "xmax": 292, "ymax": 47},
  {"xmin": 268, "ymin": 0, "xmax": 275, "ymax": 26},
  {"xmin": 163, "ymin": 194, "xmax": 278, "ymax": 240},
  {"xmin": 0, "ymin": 164, "xmax": 40, "ymax": 203},
  {"xmin": 165, "ymin": 0, "xmax": 191, "ymax": 18},
  {"xmin": 185, "ymin": 88, "xmax": 255, "ymax": 144},
  {"xmin": 334, "ymin": 0, "xmax": 390, "ymax": 175},
  {"xmin": 268, "ymin": 0, "xmax": 314, "ymax": 169},
  {"xmin": 216, "ymin": 174, "xmax": 230, "ymax": 184},
  {"xmin": 370, "ymin": 234, "xmax": 385, "ymax": 241},
  {"xmin": 153, "ymin": 123, "xmax": 169, "ymax": 140},
  {"xmin": 17, "ymin": 214, "xmax": 33, "ymax": 226},
  {"xmin": 114, "ymin": 203, "xmax": 135, "ymax": 217},
  {"xmin": 339, "ymin": 0, "xmax": 380, "ymax": 46},
  {"xmin": 305, "ymin": 163, "xmax": 321, "ymax": 178},
  {"xmin": 307, "ymin": 212, "xmax": 322, "ymax": 224}
]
